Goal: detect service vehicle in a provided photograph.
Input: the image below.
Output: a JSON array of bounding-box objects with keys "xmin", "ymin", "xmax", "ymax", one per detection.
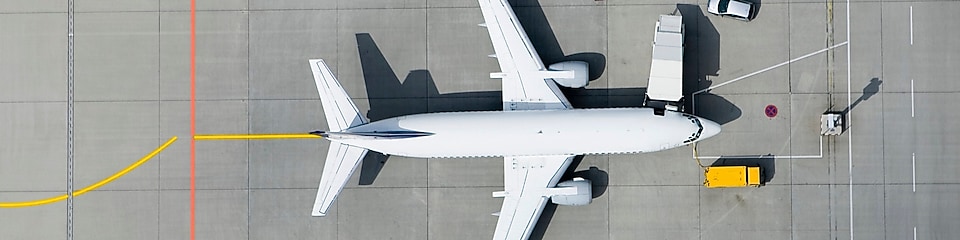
[
  {"xmin": 703, "ymin": 165, "xmax": 761, "ymax": 188},
  {"xmin": 707, "ymin": 0, "xmax": 757, "ymax": 21}
]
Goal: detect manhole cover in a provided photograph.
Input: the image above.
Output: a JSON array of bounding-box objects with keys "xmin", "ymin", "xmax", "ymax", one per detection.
[{"xmin": 765, "ymin": 105, "xmax": 778, "ymax": 118}]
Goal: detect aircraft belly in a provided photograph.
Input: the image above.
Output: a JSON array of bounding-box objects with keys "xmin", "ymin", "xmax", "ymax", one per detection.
[{"xmin": 344, "ymin": 108, "xmax": 699, "ymax": 158}]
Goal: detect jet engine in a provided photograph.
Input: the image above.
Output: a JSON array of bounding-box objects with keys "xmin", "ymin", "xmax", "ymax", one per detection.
[
  {"xmin": 550, "ymin": 177, "xmax": 593, "ymax": 206},
  {"xmin": 548, "ymin": 61, "xmax": 589, "ymax": 88}
]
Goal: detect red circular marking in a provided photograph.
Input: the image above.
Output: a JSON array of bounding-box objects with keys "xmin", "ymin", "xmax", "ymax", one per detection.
[{"xmin": 765, "ymin": 105, "xmax": 778, "ymax": 118}]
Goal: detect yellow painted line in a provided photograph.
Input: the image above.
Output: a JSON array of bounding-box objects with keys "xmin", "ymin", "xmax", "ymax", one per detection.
[
  {"xmin": 193, "ymin": 133, "xmax": 321, "ymax": 140},
  {"xmin": 0, "ymin": 136, "xmax": 178, "ymax": 208}
]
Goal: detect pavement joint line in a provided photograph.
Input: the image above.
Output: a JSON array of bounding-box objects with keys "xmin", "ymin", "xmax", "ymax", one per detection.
[
  {"xmin": 827, "ymin": 0, "xmax": 835, "ymax": 109},
  {"xmin": 155, "ymin": 3, "xmax": 162, "ymax": 240},
  {"xmin": 821, "ymin": 2, "xmax": 832, "ymax": 237},
  {"xmin": 692, "ymin": 41, "xmax": 849, "ymax": 95},
  {"xmin": 692, "ymin": 136, "xmax": 823, "ymax": 160},
  {"xmin": 65, "ymin": 0, "xmax": 75, "ymax": 238},
  {"xmin": 245, "ymin": 0, "xmax": 252, "ymax": 238}
]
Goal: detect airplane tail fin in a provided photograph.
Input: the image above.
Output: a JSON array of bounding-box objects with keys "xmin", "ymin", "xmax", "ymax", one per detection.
[
  {"xmin": 310, "ymin": 59, "xmax": 367, "ymax": 132},
  {"xmin": 311, "ymin": 142, "xmax": 369, "ymax": 216},
  {"xmin": 309, "ymin": 59, "xmax": 370, "ymax": 216}
]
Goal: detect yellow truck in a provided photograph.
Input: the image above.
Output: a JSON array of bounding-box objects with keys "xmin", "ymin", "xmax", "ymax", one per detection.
[{"xmin": 703, "ymin": 166, "xmax": 761, "ymax": 188}]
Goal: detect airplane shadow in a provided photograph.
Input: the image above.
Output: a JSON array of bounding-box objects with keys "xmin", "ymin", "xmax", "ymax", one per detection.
[
  {"xmin": 677, "ymin": 3, "xmax": 721, "ymax": 90},
  {"xmin": 512, "ymin": 0, "xmax": 607, "ymax": 83},
  {"xmin": 529, "ymin": 155, "xmax": 609, "ymax": 240},
  {"xmin": 351, "ymin": 2, "xmax": 742, "ymax": 237},
  {"xmin": 692, "ymin": 81, "xmax": 742, "ymax": 125},
  {"xmin": 355, "ymin": 33, "xmax": 655, "ymax": 185},
  {"xmin": 354, "ymin": 33, "xmax": 738, "ymax": 185}
]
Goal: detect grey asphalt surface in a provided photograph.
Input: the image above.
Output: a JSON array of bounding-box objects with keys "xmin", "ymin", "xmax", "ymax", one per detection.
[{"xmin": 1, "ymin": 0, "xmax": 959, "ymax": 239}]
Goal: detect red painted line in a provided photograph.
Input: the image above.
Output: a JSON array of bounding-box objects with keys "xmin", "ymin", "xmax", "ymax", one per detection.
[{"xmin": 189, "ymin": 0, "xmax": 196, "ymax": 239}]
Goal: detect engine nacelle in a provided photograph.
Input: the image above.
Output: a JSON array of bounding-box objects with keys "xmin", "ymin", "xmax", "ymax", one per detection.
[
  {"xmin": 548, "ymin": 61, "xmax": 589, "ymax": 88},
  {"xmin": 550, "ymin": 177, "xmax": 593, "ymax": 206}
]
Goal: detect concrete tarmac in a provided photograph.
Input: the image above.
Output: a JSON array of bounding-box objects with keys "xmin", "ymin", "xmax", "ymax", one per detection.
[{"xmin": 1, "ymin": 0, "xmax": 958, "ymax": 239}]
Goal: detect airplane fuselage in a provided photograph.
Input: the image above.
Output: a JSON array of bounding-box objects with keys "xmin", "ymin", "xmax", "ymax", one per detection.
[{"xmin": 328, "ymin": 108, "xmax": 721, "ymax": 158}]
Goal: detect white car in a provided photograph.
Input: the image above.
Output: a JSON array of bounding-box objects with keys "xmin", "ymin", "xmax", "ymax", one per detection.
[{"xmin": 707, "ymin": 0, "xmax": 756, "ymax": 21}]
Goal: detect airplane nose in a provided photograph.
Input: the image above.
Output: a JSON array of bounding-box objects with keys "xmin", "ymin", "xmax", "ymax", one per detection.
[{"xmin": 699, "ymin": 117, "xmax": 721, "ymax": 139}]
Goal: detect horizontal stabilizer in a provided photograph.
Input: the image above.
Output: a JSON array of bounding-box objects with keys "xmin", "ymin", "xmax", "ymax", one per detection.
[
  {"xmin": 312, "ymin": 142, "xmax": 369, "ymax": 217},
  {"xmin": 310, "ymin": 59, "xmax": 367, "ymax": 132}
]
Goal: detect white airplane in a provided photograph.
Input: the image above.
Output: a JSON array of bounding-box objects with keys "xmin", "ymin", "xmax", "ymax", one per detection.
[{"xmin": 308, "ymin": 0, "xmax": 721, "ymax": 239}]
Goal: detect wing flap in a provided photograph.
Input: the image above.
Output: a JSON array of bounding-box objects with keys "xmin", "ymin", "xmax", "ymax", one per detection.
[{"xmin": 478, "ymin": 0, "xmax": 572, "ymax": 111}]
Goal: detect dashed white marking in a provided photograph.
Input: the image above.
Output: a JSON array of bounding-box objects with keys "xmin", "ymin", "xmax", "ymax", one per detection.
[
  {"xmin": 914, "ymin": 227, "xmax": 917, "ymax": 240},
  {"xmin": 912, "ymin": 153, "xmax": 916, "ymax": 192},
  {"xmin": 910, "ymin": 6, "xmax": 914, "ymax": 45},
  {"xmin": 692, "ymin": 42, "xmax": 849, "ymax": 94},
  {"xmin": 693, "ymin": 136, "xmax": 823, "ymax": 160}
]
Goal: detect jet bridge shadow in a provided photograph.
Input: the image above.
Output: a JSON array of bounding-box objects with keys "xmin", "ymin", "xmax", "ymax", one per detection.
[
  {"xmin": 676, "ymin": 4, "xmax": 741, "ymax": 125},
  {"xmin": 677, "ymin": 3, "xmax": 720, "ymax": 95}
]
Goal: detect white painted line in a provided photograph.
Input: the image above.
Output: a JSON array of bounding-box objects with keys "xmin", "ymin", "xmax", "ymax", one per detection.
[
  {"xmin": 913, "ymin": 153, "xmax": 916, "ymax": 192},
  {"xmin": 847, "ymin": 1, "xmax": 854, "ymax": 239},
  {"xmin": 693, "ymin": 136, "xmax": 823, "ymax": 160},
  {"xmin": 911, "ymin": 79, "xmax": 915, "ymax": 117},
  {"xmin": 692, "ymin": 42, "xmax": 849, "ymax": 95},
  {"xmin": 910, "ymin": 6, "xmax": 914, "ymax": 45},
  {"xmin": 914, "ymin": 227, "xmax": 917, "ymax": 240}
]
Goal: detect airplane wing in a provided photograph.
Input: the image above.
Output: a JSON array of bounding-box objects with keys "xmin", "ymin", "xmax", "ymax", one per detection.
[
  {"xmin": 492, "ymin": 155, "xmax": 576, "ymax": 240},
  {"xmin": 478, "ymin": 0, "xmax": 573, "ymax": 111}
]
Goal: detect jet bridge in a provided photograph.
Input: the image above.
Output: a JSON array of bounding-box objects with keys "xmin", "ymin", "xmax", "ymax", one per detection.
[{"xmin": 644, "ymin": 14, "xmax": 685, "ymax": 115}]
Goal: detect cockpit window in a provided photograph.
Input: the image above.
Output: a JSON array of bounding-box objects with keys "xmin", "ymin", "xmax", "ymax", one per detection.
[{"xmin": 683, "ymin": 116, "xmax": 704, "ymax": 144}]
